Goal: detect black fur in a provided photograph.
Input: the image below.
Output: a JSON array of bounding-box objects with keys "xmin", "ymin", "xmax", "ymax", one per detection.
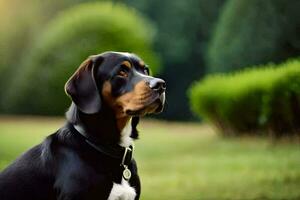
[
  {"xmin": 0, "ymin": 122, "xmax": 141, "ymax": 200},
  {"xmin": 131, "ymin": 117, "xmax": 140, "ymax": 139},
  {"xmin": 0, "ymin": 51, "xmax": 165, "ymax": 200}
]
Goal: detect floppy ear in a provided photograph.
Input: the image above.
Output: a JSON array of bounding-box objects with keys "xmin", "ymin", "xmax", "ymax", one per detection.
[
  {"xmin": 65, "ymin": 56, "xmax": 103, "ymax": 114},
  {"xmin": 131, "ymin": 117, "xmax": 140, "ymax": 139}
]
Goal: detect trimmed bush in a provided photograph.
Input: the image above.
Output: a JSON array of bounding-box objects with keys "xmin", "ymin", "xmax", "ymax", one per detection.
[
  {"xmin": 189, "ymin": 59, "xmax": 300, "ymax": 137},
  {"xmin": 3, "ymin": 2, "xmax": 159, "ymax": 115},
  {"xmin": 207, "ymin": 0, "xmax": 300, "ymax": 73}
]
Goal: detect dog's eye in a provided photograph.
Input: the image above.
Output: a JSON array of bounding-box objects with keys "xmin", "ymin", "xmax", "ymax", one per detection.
[
  {"xmin": 144, "ymin": 67, "xmax": 150, "ymax": 75},
  {"xmin": 118, "ymin": 70, "xmax": 128, "ymax": 77},
  {"xmin": 117, "ymin": 66, "xmax": 129, "ymax": 78}
]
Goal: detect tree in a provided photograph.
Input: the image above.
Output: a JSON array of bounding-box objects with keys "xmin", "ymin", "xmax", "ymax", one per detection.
[
  {"xmin": 125, "ymin": 0, "xmax": 226, "ymax": 120},
  {"xmin": 3, "ymin": 2, "xmax": 159, "ymax": 115},
  {"xmin": 207, "ymin": 0, "xmax": 300, "ymax": 72}
]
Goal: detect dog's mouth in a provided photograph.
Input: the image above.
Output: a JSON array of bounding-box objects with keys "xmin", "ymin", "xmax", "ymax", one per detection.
[{"xmin": 125, "ymin": 92, "xmax": 165, "ymax": 116}]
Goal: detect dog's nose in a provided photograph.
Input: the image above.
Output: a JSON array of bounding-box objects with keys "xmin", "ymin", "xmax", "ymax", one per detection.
[{"xmin": 149, "ymin": 78, "xmax": 166, "ymax": 94}]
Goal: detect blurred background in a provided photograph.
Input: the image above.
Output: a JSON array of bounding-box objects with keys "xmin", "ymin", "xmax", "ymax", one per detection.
[{"xmin": 0, "ymin": 0, "xmax": 300, "ymax": 199}]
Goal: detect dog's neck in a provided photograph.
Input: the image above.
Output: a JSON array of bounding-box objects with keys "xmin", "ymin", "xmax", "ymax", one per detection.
[
  {"xmin": 66, "ymin": 103, "xmax": 133, "ymax": 146},
  {"xmin": 119, "ymin": 118, "xmax": 133, "ymax": 147}
]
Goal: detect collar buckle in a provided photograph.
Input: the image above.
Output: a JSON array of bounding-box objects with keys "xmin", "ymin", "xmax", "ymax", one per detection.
[
  {"xmin": 70, "ymin": 123, "xmax": 135, "ymax": 181},
  {"xmin": 121, "ymin": 145, "xmax": 133, "ymax": 167},
  {"xmin": 121, "ymin": 145, "xmax": 134, "ymax": 181}
]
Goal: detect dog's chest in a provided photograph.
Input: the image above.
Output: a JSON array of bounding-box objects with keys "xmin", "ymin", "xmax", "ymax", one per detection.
[
  {"xmin": 107, "ymin": 179, "xmax": 136, "ymax": 200},
  {"xmin": 119, "ymin": 119, "xmax": 133, "ymax": 147},
  {"xmin": 107, "ymin": 119, "xmax": 136, "ymax": 200}
]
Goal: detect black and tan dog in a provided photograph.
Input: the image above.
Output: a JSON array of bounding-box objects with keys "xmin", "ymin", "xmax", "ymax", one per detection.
[{"xmin": 0, "ymin": 52, "xmax": 166, "ymax": 200}]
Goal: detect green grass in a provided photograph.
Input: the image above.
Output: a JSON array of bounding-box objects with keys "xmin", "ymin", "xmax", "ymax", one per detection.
[{"xmin": 0, "ymin": 116, "xmax": 300, "ymax": 199}]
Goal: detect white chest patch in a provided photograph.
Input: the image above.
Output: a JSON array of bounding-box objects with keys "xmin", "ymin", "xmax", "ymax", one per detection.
[
  {"xmin": 119, "ymin": 118, "xmax": 133, "ymax": 147},
  {"xmin": 107, "ymin": 118, "xmax": 136, "ymax": 200},
  {"xmin": 107, "ymin": 179, "xmax": 136, "ymax": 200}
]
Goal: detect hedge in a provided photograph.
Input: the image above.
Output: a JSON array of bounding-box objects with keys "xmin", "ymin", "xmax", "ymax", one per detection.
[
  {"xmin": 3, "ymin": 2, "xmax": 159, "ymax": 115},
  {"xmin": 189, "ymin": 59, "xmax": 300, "ymax": 137},
  {"xmin": 207, "ymin": 0, "xmax": 300, "ymax": 73}
]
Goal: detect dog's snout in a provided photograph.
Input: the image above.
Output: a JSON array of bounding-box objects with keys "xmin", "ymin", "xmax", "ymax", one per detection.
[{"xmin": 148, "ymin": 78, "xmax": 166, "ymax": 93}]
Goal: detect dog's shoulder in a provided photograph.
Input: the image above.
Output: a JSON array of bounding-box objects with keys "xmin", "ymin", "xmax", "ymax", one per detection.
[{"xmin": 0, "ymin": 132, "xmax": 60, "ymax": 199}]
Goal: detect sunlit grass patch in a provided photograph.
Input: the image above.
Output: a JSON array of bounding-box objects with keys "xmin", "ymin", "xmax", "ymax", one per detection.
[{"xmin": 0, "ymin": 116, "xmax": 299, "ymax": 199}]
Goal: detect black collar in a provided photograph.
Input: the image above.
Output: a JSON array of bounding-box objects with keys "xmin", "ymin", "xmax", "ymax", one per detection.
[{"xmin": 67, "ymin": 123, "xmax": 133, "ymax": 168}]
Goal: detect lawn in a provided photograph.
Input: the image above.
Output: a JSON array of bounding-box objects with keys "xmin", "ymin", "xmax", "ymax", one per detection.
[{"xmin": 0, "ymin": 116, "xmax": 299, "ymax": 200}]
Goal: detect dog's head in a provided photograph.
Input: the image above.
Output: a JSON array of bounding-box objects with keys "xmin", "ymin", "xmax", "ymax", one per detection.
[{"xmin": 65, "ymin": 52, "xmax": 166, "ymax": 121}]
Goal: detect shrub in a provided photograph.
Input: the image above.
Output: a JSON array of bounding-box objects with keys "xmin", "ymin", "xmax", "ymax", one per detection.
[
  {"xmin": 0, "ymin": 0, "xmax": 41, "ymax": 104},
  {"xmin": 3, "ymin": 2, "xmax": 159, "ymax": 115},
  {"xmin": 124, "ymin": 0, "xmax": 226, "ymax": 120},
  {"xmin": 207, "ymin": 0, "xmax": 300, "ymax": 73},
  {"xmin": 189, "ymin": 59, "xmax": 300, "ymax": 137},
  {"xmin": 0, "ymin": 0, "xmax": 106, "ymax": 112}
]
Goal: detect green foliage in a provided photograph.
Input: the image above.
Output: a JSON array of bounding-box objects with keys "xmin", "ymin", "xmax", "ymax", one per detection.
[
  {"xmin": 0, "ymin": 0, "xmax": 98, "ymax": 107},
  {"xmin": 189, "ymin": 59, "xmax": 300, "ymax": 136},
  {"xmin": 207, "ymin": 0, "xmax": 300, "ymax": 73},
  {"xmin": 3, "ymin": 2, "xmax": 159, "ymax": 115},
  {"xmin": 0, "ymin": 0, "xmax": 227, "ymax": 119},
  {"xmin": 0, "ymin": 0, "xmax": 40, "ymax": 100},
  {"xmin": 125, "ymin": 0, "xmax": 226, "ymax": 120}
]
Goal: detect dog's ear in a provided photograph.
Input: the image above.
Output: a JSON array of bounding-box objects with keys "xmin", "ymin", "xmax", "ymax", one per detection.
[
  {"xmin": 131, "ymin": 117, "xmax": 140, "ymax": 139},
  {"xmin": 65, "ymin": 56, "xmax": 103, "ymax": 114}
]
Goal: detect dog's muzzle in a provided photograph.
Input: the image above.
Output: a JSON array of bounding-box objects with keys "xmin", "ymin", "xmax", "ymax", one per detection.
[{"xmin": 148, "ymin": 78, "xmax": 166, "ymax": 113}]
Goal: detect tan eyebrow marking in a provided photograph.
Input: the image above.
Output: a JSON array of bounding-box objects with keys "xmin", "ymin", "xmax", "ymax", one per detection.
[
  {"xmin": 139, "ymin": 61, "xmax": 145, "ymax": 67},
  {"xmin": 121, "ymin": 61, "xmax": 132, "ymax": 68}
]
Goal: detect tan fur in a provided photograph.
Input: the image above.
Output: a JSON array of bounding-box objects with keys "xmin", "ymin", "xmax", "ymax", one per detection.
[
  {"xmin": 121, "ymin": 61, "xmax": 132, "ymax": 68},
  {"xmin": 138, "ymin": 61, "xmax": 145, "ymax": 67},
  {"xmin": 101, "ymin": 80, "xmax": 154, "ymax": 131},
  {"xmin": 64, "ymin": 58, "xmax": 93, "ymax": 94}
]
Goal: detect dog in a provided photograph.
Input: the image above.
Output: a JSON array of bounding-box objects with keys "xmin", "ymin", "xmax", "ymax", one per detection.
[{"xmin": 0, "ymin": 51, "xmax": 166, "ymax": 200}]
